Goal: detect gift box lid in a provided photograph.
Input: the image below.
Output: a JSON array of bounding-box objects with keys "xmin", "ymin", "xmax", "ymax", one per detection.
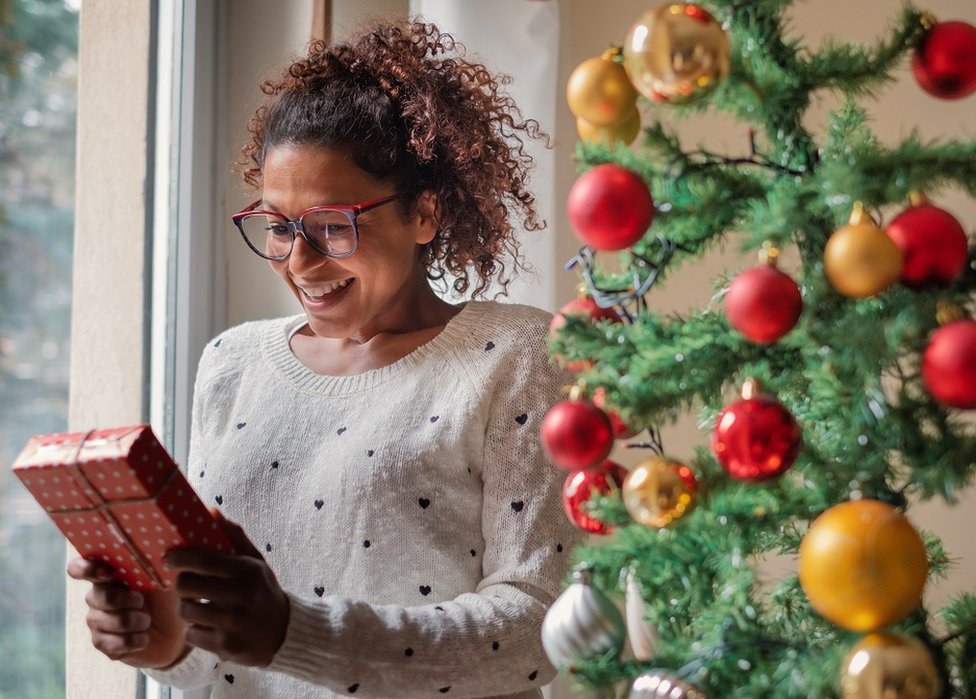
[{"xmin": 12, "ymin": 425, "xmax": 176, "ymax": 513}]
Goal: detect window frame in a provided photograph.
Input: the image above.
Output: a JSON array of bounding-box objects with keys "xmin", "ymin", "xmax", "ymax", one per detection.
[{"xmin": 145, "ymin": 1, "xmax": 226, "ymax": 697}]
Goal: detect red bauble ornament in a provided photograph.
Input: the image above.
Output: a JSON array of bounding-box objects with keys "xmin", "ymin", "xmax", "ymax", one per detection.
[
  {"xmin": 922, "ymin": 319, "xmax": 976, "ymax": 409},
  {"xmin": 724, "ymin": 255, "xmax": 803, "ymax": 344},
  {"xmin": 562, "ymin": 460, "xmax": 628, "ymax": 535},
  {"xmin": 541, "ymin": 399, "xmax": 615, "ymax": 470},
  {"xmin": 913, "ymin": 20, "xmax": 976, "ymax": 100},
  {"xmin": 567, "ymin": 164, "xmax": 655, "ymax": 251},
  {"xmin": 549, "ymin": 297, "xmax": 622, "ymax": 372},
  {"xmin": 886, "ymin": 201, "xmax": 969, "ymax": 288},
  {"xmin": 711, "ymin": 380, "xmax": 802, "ymax": 481},
  {"xmin": 592, "ymin": 386, "xmax": 639, "ymax": 439}
]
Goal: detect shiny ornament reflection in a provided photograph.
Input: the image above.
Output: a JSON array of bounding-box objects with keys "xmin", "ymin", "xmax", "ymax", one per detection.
[
  {"xmin": 541, "ymin": 565, "xmax": 626, "ymax": 669},
  {"xmin": 840, "ymin": 633, "xmax": 940, "ymax": 699},
  {"xmin": 629, "ymin": 669, "xmax": 707, "ymax": 698},
  {"xmin": 799, "ymin": 500, "xmax": 928, "ymax": 632},
  {"xmin": 623, "ymin": 3, "xmax": 730, "ymax": 104},
  {"xmin": 623, "ymin": 456, "xmax": 697, "ymax": 528}
]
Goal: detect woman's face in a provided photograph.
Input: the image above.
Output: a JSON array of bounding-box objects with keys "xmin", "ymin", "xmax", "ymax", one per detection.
[{"xmin": 260, "ymin": 144, "xmax": 437, "ymax": 341}]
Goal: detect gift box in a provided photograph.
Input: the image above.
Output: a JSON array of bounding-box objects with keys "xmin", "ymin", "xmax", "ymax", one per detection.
[{"xmin": 12, "ymin": 425, "xmax": 233, "ymax": 590}]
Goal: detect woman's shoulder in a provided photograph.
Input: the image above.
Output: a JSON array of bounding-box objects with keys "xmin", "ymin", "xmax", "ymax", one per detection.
[
  {"xmin": 462, "ymin": 300, "xmax": 554, "ymax": 340},
  {"xmin": 197, "ymin": 315, "xmax": 303, "ymax": 378},
  {"xmin": 449, "ymin": 300, "xmax": 563, "ymax": 379}
]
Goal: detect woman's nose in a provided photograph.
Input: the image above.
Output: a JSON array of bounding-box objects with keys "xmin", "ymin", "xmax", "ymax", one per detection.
[{"xmin": 287, "ymin": 231, "xmax": 328, "ymax": 274}]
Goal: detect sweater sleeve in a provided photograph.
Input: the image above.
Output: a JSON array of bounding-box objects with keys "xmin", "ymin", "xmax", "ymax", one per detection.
[{"xmin": 264, "ymin": 314, "xmax": 584, "ymax": 698}]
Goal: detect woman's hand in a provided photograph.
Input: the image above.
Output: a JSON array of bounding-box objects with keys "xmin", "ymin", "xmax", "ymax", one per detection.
[
  {"xmin": 66, "ymin": 558, "xmax": 190, "ymax": 669},
  {"xmin": 165, "ymin": 512, "xmax": 290, "ymax": 668}
]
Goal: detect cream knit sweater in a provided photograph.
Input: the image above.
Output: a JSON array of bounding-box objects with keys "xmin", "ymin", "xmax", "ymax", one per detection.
[{"xmin": 144, "ymin": 300, "xmax": 583, "ymax": 698}]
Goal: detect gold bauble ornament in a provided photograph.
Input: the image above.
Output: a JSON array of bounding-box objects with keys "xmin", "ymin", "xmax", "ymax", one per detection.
[
  {"xmin": 840, "ymin": 633, "xmax": 940, "ymax": 699},
  {"xmin": 799, "ymin": 499, "xmax": 928, "ymax": 632},
  {"xmin": 577, "ymin": 108, "xmax": 641, "ymax": 146},
  {"xmin": 824, "ymin": 203, "xmax": 904, "ymax": 298},
  {"xmin": 567, "ymin": 48, "xmax": 639, "ymax": 127},
  {"xmin": 623, "ymin": 3, "xmax": 730, "ymax": 104},
  {"xmin": 622, "ymin": 456, "xmax": 697, "ymax": 528}
]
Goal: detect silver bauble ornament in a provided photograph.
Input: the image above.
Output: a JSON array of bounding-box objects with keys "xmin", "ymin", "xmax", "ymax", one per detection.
[
  {"xmin": 629, "ymin": 670, "xmax": 707, "ymax": 698},
  {"xmin": 625, "ymin": 567, "xmax": 659, "ymax": 661},
  {"xmin": 541, "ymin": 564, "xmax": 626, "ymax": 668}
]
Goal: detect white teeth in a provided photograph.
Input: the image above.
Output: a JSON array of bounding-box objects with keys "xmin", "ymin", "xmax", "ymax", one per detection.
[{"xmin": 300, "ymin": 278, "xmax": 351, "ymax": 299}]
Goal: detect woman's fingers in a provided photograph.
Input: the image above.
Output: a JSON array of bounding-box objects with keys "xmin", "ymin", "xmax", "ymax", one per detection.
[
  {"xmin": 87, "ymin": 607, "xmax": 152, "ymax": 634},
  {"xmin": 91, "ymin": 631, "xmax": 151, "ymax": 661},
  {"xmin": 179, "ymin": 598, "xmax": 234, "ymax": 630},
  {"xmin": 67, "ymin": 557, "xmax": 114, "ymax": 582},
  {"xmin": 173, "ymin": 570, "xmax": 236, "ymax": 602},
  {"xmin": 85, "ymin": 582, "xmax": 144, "ymax": 612}
]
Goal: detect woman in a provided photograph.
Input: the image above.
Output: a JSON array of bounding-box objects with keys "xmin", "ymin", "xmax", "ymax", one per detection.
[{"xmin": 68, "ymin": 19, "xmax": 581, "ymax": 698}]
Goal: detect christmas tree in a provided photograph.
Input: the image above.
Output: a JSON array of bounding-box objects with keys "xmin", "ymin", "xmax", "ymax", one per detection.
[{"xmin": 541, "ymin": 2, "xmax": 976, "ymax": 697}]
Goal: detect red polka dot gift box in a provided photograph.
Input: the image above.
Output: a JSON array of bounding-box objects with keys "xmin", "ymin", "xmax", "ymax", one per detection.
[{"xmin": 12, "ymin": 424, "xmax": 233, "ymax": 590}]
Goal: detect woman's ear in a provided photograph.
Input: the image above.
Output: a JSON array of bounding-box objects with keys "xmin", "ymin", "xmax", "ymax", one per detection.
[{"xmin": 413, "ymin": 191, "xmax": 439, "ymax": 246}]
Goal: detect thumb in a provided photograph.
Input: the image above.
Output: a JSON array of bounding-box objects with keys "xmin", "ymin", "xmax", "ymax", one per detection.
[{"xmin": 210, "ymin": 507, "xmax": 262, "ymax": 560}]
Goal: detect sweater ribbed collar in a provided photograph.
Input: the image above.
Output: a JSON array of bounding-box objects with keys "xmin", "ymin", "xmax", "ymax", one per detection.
[{"xmin": 262, "ymin": 300, "xmax": 490, "ymax": 396}]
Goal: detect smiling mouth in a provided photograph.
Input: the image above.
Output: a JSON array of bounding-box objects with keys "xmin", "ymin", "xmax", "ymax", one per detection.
[{"xmin": 298, "ymin": 278, "xmax": 353, "ymax": 301}]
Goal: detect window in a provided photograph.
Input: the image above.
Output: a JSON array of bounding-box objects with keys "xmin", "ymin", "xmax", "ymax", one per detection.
[{"xmin": 0, "ymin": 1, "xmax": 80, "ymax": 698}]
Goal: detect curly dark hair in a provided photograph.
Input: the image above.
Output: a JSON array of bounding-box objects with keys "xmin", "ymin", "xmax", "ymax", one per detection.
[{"xmin": 239, "ymin": 19, "xmax": 549, "ymax": 298}]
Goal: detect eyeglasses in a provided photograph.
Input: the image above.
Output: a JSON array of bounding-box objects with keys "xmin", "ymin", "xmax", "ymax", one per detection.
[{"xmin": 231, "ymin": 193, "xmax": 401, "ymax": 261}]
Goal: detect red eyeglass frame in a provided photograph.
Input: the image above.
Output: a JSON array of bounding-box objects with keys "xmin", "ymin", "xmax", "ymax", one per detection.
[{"xmin": 231, "ymin": 193, "xmax": 401, "ymax": 260}]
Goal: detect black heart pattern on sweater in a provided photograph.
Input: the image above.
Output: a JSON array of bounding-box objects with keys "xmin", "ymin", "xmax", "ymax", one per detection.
[
  {"xmin": 213, "ymin": 339, "xmax": 222, "ymax": 348},
  {"xmin": 557, "ymin": 543, "xmax": 564, "ymax": 552},
  {"xmin": 314, "ymin": 586, "xmax": 324, "ymax": 597},
  {"xmin": 348, "ymin": 683, "xmax": 359, "ymax": 693},
  {"xmin": 271, "ymin": 460, "xmax": 279, "ymax": 469},
  {"xmin": 515, "ymin": 413, "xmax": 528, "ymax": 425},
  {"xmin": 439, "ymin": 687, "xmax": 451, "ymax": 693},
  {"xmin": 511, "ymin": 501, "xmax": 524, "ymax": 512},
  {"xmin": 485, "ymin": 341, "xmax": 495, "ymax": 351},
  {"xmin": 420, "ymin": 585, "xmax": 431, "ymax": 596},
  {"xmin": 430, "ymin": 415, "xmax": 439, "ymax": 423},
  {"xmin": 419, "ymin": 498, "xmax": 430, "ymax": 509},
  {"xmin": 215, "ymin": 495, "xmax": 223, "ymax": 505},
  {"xmin": 492, "ymin": 641, "xmax": 500, "ymax": 651},
  {"xmin": 314, "ymin": 499, "xmax": 324, "ymax": 510},
  {"xmin": 528, "ymin": 670, "xmax": 539, "ymax": 681},
  {"xmin": 367, "ymin": 450, "xmax": 374, "ymax": 457},
  {"xmin": 224, "ymin": 674, "xmax": 234, "ymax": 684},
  {"xmin": 337, "ymin": 427, "xmax": 347, "ymax": 435},
  {"xmin": 265, "ymin": 543, "xmax": 272, "ymax": 552},
  {"xmin": 199, "ymin": 470, "xmax": 204, "ymax": 478},
  {"xmin": 236, "ymin": 422, "xmax": 246, "ymax": 429}
]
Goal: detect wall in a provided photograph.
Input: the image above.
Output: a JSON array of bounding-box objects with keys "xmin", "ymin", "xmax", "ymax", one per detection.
[{"xmin": 67, "ymin": 1, "xmax": 152, "ymax": 696}]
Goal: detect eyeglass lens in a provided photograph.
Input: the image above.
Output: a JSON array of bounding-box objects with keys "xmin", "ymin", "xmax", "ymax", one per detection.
[{"xmin": 239, "ymin": 209, "xmax": 357, "ymax": 259}]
